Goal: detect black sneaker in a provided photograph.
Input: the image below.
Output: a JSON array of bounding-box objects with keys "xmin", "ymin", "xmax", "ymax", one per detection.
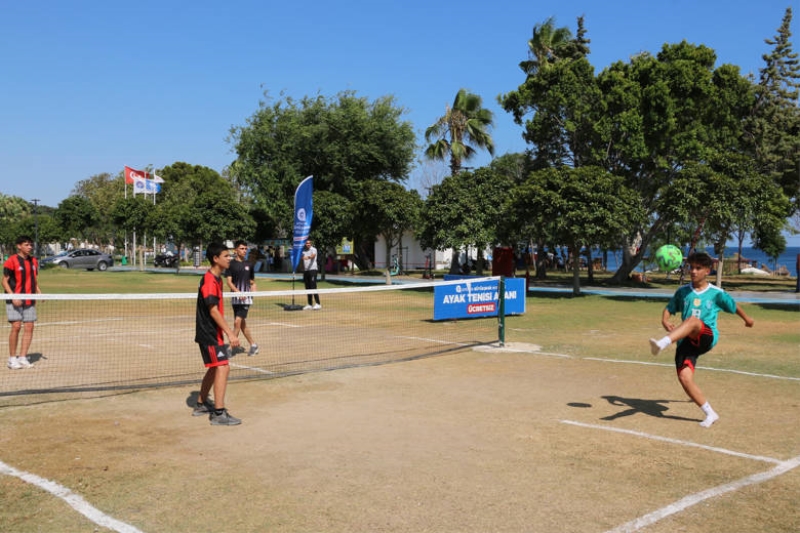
[
  {"xmin": 209, "ymin": 409, "xmax": 242, "ymax": 426},
  {"xmin": 192, "ymin": 400, "xmax": 215, "ymax": 417}
]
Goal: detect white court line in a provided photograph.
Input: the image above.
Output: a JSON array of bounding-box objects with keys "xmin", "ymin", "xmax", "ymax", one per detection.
[
  {"xmin": 0, "ymin": 460, "xmax": 145, "ymax": 533},
  {"xmin": 561, "ymin": 420, "xmax": 783, "ymax": 464},
  {"xmin": 230, "ymin": 362, "xmax": 275, "ymax": 374},
  {"xmin": 395, "ymin": 336, "xmax": 471, "ymax": 346},
  {"xmin": 582, "ymin": 357, "xmax": 800, "ymax": 382},
  {"xmin": 39, "ymin": 318, "xmax": 125, "ymax": 327},
  {"xmin": 559, "ymin": 421, "xmax": 799, "ymax": 533},
  {"xmin": 604, "ymin": 455, "xmax": 800, "ymax": 533}
]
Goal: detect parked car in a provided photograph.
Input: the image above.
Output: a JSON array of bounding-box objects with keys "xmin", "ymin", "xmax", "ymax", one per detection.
[{"xmin": 44, "ymin": 249, "xmax": 114, "ymax": 271}]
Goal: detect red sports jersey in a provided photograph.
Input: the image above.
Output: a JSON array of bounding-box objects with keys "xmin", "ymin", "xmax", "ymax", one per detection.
[
  {"xmin": 195, "ymin": 270, "xmax": 224, "ymax": 346},
  {"xmin": 3, "ymin": 254, "xmax": 39, "ymax": 306}
]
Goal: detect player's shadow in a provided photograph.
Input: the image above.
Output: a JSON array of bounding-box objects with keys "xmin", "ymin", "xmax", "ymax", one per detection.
[
  {"xmin": 600, "ymin": 395, "xmax": 700, "ymax": 422},
  {"xmin": 186, "ymin": 391, "xmax": 202, "ymax": 409},
  {"xmin": 26, "ymin": 352, "xmax": 45, "ymax": 364}
]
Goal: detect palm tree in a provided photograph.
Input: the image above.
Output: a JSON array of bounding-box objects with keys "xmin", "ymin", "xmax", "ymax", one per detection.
[
  {"xmin": 519, "ymin": 17, "xmax": 575, "ymax": 76},
  {"xmin": 424, "ymin": 89, "xmax": 495, "ymax": 176}
]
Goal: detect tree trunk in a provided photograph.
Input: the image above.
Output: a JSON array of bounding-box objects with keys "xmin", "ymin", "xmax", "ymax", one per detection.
[
  {"xmin": 585, "ymin": 247, "xmax": 594, "ymax": 284},
  {"xmin": 449, "ymin": 247, "xmax": 460, "ymax": 275},
  {"xmin": 570, "ymin": 245, "xmax": 581, "ymax": 295},
  {"xmin": 475, "ymin": 248, "xmax": 484, "ymax": 276}
]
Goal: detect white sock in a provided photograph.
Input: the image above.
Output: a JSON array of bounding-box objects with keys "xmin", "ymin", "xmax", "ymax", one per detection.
[
  {"xmin": 649, "ymin": 336, "xmax": 672, "ymax": 355},
  {"xmin": 699, "ymin": 402, "xmax": 719, "ymax": 428}
]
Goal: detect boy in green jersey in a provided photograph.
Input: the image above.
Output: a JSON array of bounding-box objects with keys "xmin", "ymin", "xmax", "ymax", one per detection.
[{"xmin": 650, "ymin": 252, "xmax": 754, "ymax": 428}]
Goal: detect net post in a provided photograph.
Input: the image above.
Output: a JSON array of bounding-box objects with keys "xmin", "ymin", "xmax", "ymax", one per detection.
[{"xmin": 498, "ymin": 276, "xmax": 505, "ymax": 346}]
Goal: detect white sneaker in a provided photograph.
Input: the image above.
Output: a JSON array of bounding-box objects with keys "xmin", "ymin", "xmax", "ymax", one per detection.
[
  {"xmin": 649, "ymin": 338, "xmax": 662, "ymax": 356},
  {"xmin": 7, "ymin": 358, "xmax": 22, "ymax": 370},
  {"xmin": 700, "ymin": 412, "xmax": 719, "ymax": 428},
  {"xmin": 17, "ymin": 357, "xmax": 33, "ymax": 369},
  {"xmin": 312, "ymin": 304, "xmax": 321, "ymax": 310},
  {"xmin": 303, "ymin": 305, "xmax": 313, "ymax": 310},
  {"xmin": 248, "ymin": 344, "xmax": 259, "ymax": 356}
]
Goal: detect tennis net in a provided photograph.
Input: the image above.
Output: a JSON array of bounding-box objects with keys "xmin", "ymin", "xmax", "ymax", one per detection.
[{"xmin": 0, "ymin": 277, "xmax": 501, "ymax": 406}]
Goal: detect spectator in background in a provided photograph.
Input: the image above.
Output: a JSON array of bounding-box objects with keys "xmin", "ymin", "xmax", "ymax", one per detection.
[
  {"xmin": 3, "ymin": 235, "xmax": 40, "ymax": 370},
  {"xmin": 301, "ymin": 239, "xmax": 321, "ymax": 310},
  {"xmin": 226, "ymin": 241, "xmax": 258, "ymax": 356}
]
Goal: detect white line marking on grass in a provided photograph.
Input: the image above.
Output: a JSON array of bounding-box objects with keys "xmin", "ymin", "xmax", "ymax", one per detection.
[
  {"xmin": 561, "ymin": 420, "xmax": 783, "ymax": 464},
  {"xmin": 699, "ymin": 366, "xmax": 800, "ymax": 382},
  {"xmin": 230, "ymin": 362, "xmax": 275, "ymax": 374},
  {"xmin": 585, "ymin": 357, "xmax": 800, "ymax": 382},
  {"xmin": 39, "ymin": 318, "xmax": 125, "ymax": 327},
  {"xmin": 603, "ymin": 455, "xmax": 800, "ymax": 533},
  {"xmin": 0, "ymin": 460, "xmax": 146, "ymax": 533}
]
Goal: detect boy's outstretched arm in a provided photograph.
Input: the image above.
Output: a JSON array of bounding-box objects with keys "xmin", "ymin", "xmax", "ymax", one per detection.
[{"xmin": 736, "ymin": 303, "xmax": 754, "ymax": 328}]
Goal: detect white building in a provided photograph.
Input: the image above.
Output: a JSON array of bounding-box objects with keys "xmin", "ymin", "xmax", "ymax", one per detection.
[{"xmin": 373, "ymin": 230, "xmax": 489, "ymax": 272}]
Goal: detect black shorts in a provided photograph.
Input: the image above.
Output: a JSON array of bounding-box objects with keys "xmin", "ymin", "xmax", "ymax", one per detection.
[
  {"xmin": 198, "ymin": 343, "xmax": 230, "ymax": 368},
  {"xmin": 675, "ymin": 323, "xmax": 714, "ymax": 372},
  {"xmin": 232, "ymin": 304, "xmax": 250, "ymax": 319}
]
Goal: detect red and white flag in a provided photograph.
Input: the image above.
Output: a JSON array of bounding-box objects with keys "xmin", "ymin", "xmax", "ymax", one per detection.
[{"xmin": 124, "ymin": 166, "xmax": 150, "ymax": 184}]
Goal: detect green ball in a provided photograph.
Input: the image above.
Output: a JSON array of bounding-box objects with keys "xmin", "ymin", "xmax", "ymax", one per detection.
[{"xmin": 655, "ymin": 244, "xmax": 683, "ymax": 272}]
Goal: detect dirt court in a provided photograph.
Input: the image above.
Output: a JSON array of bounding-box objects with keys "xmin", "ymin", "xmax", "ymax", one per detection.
[{"xmin": 1, "ymin": 339, "xmax": 798, "ymax": 533}]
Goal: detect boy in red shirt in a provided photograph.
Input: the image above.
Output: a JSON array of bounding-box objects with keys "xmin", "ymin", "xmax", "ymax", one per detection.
[
  {"xmin": 193, "ymin": 242, "xmax": 242, "ymax": 425},
  {"xmin": 3, "ymin": 235, "xmax": 41, "ymax": 370}
]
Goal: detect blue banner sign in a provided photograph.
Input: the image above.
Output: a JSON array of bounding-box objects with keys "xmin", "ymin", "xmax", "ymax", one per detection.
[
  {"xmin": 291, "ymin": 176, "xmax": 313, "ymax": 273},
  {"xmin": 433, "ymin": 277, "xmax": 526, "ymax": 321}
]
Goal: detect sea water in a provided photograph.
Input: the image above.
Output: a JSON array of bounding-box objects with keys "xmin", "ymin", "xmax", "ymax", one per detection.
[{"xmin": 600, "ymin": 246, "xmax": 800, "ymax": 273}]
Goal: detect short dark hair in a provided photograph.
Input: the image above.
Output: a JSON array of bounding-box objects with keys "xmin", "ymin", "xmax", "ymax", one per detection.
[
  {"xmin": 234, "ymin": 240, "xmax": 247, "ymax": 248},
  {"xmin": 206, "ymin": 242, "xmax": 228, "ymax": 265},
  {"xmin": 687, "ymin": 252, "xmax": 713, "ymax": 269},
  {"xmin": 16, "ymin": 235, "xmax": 33, "ymax": 245}
]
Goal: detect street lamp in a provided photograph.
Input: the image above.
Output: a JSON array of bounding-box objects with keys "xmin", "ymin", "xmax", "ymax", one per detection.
[{"xmin": 31, "ymin": 198, "xmax": 40, "ymax": 257}]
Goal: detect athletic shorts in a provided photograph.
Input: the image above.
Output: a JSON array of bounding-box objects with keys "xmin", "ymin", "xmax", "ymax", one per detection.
[
  {"xmin": 198, "ymin": 343, "xmax": 230, "ymax": 368},
  {"xmin": 674, "ymin": 323, "xmax": 714, "ymax": 373},
  {"xmin": 232, "ymin": 304, "xmax": 250, "ymax": 319},
  {"xmin": 6, "ymin": 303, "xmax": 37, "ymax": 323}
]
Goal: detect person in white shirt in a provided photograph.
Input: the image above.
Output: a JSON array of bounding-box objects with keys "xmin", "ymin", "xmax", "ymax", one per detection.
[{"xmin": 301, "ymin": 239, "xmax": 321, "ymax": 310}]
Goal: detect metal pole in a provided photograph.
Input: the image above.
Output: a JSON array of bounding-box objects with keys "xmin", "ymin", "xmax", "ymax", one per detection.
[
  {"xmin": 498, "ymin": 276, "xmax": 505, "ymax": 346},
  {"xmin": 31, "ymin": 198, "xmax": 40, "ymax": 257}
]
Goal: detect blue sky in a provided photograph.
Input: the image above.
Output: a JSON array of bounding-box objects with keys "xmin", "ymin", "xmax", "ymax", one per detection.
[{"xmin": 1, "ymin": 1, "xmax": 796, "ymax": 242}]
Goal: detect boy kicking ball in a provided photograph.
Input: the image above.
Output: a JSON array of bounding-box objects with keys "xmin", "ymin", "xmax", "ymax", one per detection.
[{"xmin": 649, "ymin": 252, "xmax": 754, "ymax": 428}]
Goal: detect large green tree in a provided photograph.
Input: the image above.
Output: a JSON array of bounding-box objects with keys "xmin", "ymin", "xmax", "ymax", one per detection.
[
  {"xmin": 746, "ymin": 7, "xmax": 800, "ymax": 220},
  {"xmin": 310, "ymin": 190, "xmax": 354, "ymax": 277},
  {"xmin": 418, "ymin": 164, "xmax": 513, "ymax": 275},
  {"xmin": 56, "ymin": 195, "xmax": 100, "ymax": 244},
  {"xmin": 230, "ymin": 90, "xmax": 416, "ymax": 262},
  {"xmin": 504, "ymin": 166, "xmax": 644, "ymax": 294},
  {"xmin": 424, "ymin": 88, "xmax": 495, "ymax": 176},
  {"xmin": 0, "ymin": 194, "xmax": 33, "ymax": 253},
  {"xmin": 352, "ymin": 181, "xmax": 423, "ymax": 273},
  {"xmin": 71, "ymin": 172, "xmax": 125, "ymax": 246},
  {"xmin": 505, "ymin": 28, "xmax": 775, "ymax": 283},
  {"xmin": 147, "ymin": 162, "xmax": 255, "ymax": 265}
]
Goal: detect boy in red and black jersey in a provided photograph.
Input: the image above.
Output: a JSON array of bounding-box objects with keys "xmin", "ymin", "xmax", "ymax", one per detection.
[
  {"xmin": 194, "ymin": 242, "xmax": 242, "ymax": 426},
  {"xmin": 2, "ymin": 235, "xmax": 40, "ymax": 370}
]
